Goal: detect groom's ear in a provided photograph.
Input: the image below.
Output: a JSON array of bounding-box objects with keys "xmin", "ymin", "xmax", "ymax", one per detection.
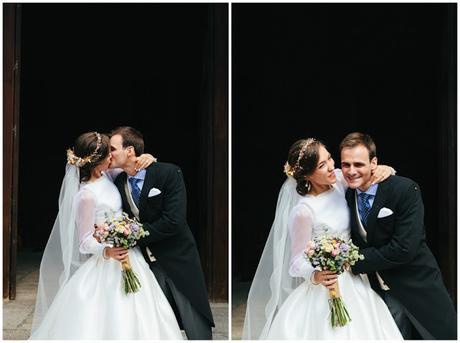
[
  {"xmin": 126, "ymin": 146, "xmax": 135, "ymax": 156},
  {"xmin": 370, "ymin": 156, "xmax": 378, "ymax": 172}
]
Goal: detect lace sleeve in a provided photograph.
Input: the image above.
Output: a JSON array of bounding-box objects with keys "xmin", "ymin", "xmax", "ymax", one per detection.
[
  {"xmin": 288, "ymin": 204, "xmax": 316, "ymax": 281},
  {"xmin": 75, "ymin": 189, "xmax": 106, "ymax": 256}
]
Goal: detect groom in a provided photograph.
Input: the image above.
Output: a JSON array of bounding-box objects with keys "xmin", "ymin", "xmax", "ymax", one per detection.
[
  {"xmin": 340, "ymin": 132, "xmax": 456, "ymax": 340},
  {"xmin": 109, "ymin": 126, "xmax": 214, "ymax": 340}
]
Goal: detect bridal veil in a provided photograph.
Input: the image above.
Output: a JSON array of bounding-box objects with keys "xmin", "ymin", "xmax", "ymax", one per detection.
[
  {"xmin": 31, "ymin": 164, "xmax": 89, "ymax": 333},
  {"xmin": 242, "ymin": 177, "xmax": 304, "ymax": 339}
]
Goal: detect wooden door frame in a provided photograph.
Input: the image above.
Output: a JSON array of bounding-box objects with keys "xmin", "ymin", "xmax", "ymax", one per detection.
[
  {"xmin": 437, "ymin": 4, "xmax": 457, "ymax": 304},
  {"xmin": 3, "ymin": 3, "xmax": 21, "ymax": 300},
  {"xmin": 198, "ymin": 4, "xmax": 228, "ymax": 302}
]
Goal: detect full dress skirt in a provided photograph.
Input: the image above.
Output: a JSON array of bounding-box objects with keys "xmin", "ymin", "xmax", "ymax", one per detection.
[
  {"xmin": 30, "ymin": 247, "xmax": 183, "ymax": 340},
  {"xmin": 267, "ymin": 270, "xmax": 403, "ymax": 340}
]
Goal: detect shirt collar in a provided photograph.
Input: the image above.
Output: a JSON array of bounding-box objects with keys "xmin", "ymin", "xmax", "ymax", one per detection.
[
  {"xmin": 356, "ymin": 183, "xmax": 378, "ymax": 196},
  {"xmin": 129, "ymin": 169, "xmax": 146, "ymax": 181}
]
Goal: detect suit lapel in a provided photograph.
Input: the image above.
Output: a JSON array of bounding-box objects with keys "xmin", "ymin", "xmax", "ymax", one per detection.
[
  {"xmin": 116, "ymin": 172, "xmax": 134, "ymax": 218},
  {"xmin": 138, "ymin": 164, "xmax": 157, "ymax": 215},
  {"xmin": 345, "ymin": 189, "xmax": 357, "ymax": 228},
  {"xmin": 346, "ymin": 188, "xmax": 367, "ymax": 247},
  {"xmin": 365, "ymin": 180, "xmax": 389, "ymax": 241}
]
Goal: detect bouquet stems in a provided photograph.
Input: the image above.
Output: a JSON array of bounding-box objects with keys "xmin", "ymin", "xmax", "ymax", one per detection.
[
  {"xmin": 121, "ymin": 255, "xmax": 141, "ymax": 294},
  {"xmin": 328, "ymin": 281, "xmax": 351, "ymax": 327}
]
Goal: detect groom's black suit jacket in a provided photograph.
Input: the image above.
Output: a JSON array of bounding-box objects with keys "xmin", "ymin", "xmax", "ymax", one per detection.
[
  {"xmin": 346, "ymin": 175, "xmax": 456, "ymax": 339},
  {"xmin": 114, "ymin": 162, "xmax": 214, "ymax": 326}
]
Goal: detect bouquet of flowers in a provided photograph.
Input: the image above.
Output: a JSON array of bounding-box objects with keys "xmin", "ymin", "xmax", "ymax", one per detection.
[
  {"xmin": 94, "ymin": 212, "xmax": 150, "ymax": 294},
  {"xmin": 305, "ymin": 234, "xmax": 364, "ymax": 328}
]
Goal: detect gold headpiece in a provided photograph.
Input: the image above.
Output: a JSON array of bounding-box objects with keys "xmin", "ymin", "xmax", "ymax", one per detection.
[
  {"xmin": 67, "ymin": 132, "xmax": 102, "ymax": 167},
  {"xmin": 283, "ymin": 138, "xmax": 316, "ymax": 177}
]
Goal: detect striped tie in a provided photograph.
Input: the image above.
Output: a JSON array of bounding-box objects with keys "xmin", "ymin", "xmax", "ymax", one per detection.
[
  {"xmin": 128, "ymin": 177, "xmax": 141, "ymax": 207},
  {"xmin": 358, "ymin": 192, "xmax": 372, "ymax": 225}
]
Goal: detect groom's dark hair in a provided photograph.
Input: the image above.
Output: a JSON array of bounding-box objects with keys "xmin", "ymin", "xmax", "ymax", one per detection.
[
  {"xmin": 339, "ymin": 132, "xmax": 377, "ymax": 161},
  {"xmin": 110, "ymin": 126, "xmax": 144, "ymax": 156}
]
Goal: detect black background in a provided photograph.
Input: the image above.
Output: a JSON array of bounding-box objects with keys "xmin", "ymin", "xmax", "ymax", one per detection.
[
  {"xmin": 233, "ymin": 4, "xmax": 456, "ymax": 283},
  {"xmin": 18, "ymin": 4, "xmax": 217, "ymax": 251}
]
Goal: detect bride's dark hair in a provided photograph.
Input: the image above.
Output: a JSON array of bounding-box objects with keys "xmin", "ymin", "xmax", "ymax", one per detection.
[
  {"xmin": 73, "ymin": 132, "xmax": 110, "ymax": 182},
  {"xmin": 286, "ymin": 139, "xmax": 324, "ymax": 196}
]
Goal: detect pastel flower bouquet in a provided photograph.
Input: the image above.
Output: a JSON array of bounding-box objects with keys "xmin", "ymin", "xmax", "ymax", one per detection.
[
  {"xmin": 304, "ymin": 234, "xmax": 364, "ymax": 328},
  {"xmin": 95, "ymin": 212, "xmax": 150, "ymax": 294}
]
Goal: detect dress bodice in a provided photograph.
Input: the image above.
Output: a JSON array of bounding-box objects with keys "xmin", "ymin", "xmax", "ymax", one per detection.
[
  {"xmin": 287, "ymin": 170, "xmax": 350, "ymax": 278},
  {"xmin": 293, "ymin": 180, "xmax": 350, "ymax": 240},
  {"xmin": 73, "ymin": 172, "xmax": 123, "ymax": 256},
  {"xmin": 78, "ymin": 172, "xmax": 123, "ymax": 225}
]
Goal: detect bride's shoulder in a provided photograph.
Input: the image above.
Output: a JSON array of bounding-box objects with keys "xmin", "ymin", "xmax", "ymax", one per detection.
[
  {"xmin": 104, "ymin": 168, "xmax": 123, "ymax": 182},
  {"xmin": 334, "ymin": 168, "xmax": 343, "ymax": 177},
  {"xmin": 333, "ymin": 168, "xmax": 348, "ymax": 191}
]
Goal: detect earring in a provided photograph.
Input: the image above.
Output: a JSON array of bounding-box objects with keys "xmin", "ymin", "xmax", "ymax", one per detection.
[{"xmin": 306, "ymin": 180, "xmax": 312, "ymax": 192}]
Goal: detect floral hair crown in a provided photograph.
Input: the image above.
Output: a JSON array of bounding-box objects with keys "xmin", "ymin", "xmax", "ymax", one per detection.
[
  {"xmin": 284, "ymin": 138, "xmax": 316, "ymax": 177},
  {"xmin": 67, "ymin": 132, "xmax": 102, "ymax": 167}
]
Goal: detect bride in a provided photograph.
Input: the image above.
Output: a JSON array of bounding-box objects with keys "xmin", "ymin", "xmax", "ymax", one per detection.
[
  {"xmin": 242, "ymin": 138, "xmax": 403, "ymax": 340},
  {"xmin": 30, "ymin": 131, "xmax": 183, "ymax": 340}
]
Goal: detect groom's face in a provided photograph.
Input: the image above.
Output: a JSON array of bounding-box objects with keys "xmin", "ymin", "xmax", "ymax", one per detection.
[
  {"xmin": 110, "ymin": 134, "xmax": 129, "ymax": 168},
  {"xmin": 340, "ymin": 144, "xmax": 377, "ymax": 191}
]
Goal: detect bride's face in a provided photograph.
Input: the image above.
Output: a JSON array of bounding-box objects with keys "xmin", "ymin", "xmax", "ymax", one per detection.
[{"xmin": 307, "ymin": 145, "xmax": 336, "ymax": 188}]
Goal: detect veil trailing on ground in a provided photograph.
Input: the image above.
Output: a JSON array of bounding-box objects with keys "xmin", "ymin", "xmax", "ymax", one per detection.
[
  {"xmin": 31, "ymin": 164, "xmax": 89, "ymax": 333},
  {"xmin": 242, "ymin": 177, "xmax": 305, "ymax": 339}
]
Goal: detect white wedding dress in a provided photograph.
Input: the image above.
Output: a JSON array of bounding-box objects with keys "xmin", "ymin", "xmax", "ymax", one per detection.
[
  {"xmin": 30, "ymin": 172, "xmax": 183, "ymax": 340},
  {"xmin": 265, "ymin": 170, "xmax": 403, "ymax": 339}
]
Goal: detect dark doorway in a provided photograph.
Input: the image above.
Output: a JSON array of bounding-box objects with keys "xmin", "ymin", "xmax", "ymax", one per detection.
[
  {"xmin": 233, "ymin": 3, "xmax": 456, "ymax": 302},
  {"xmin": 12, "ymin": 3, "xmax": 227, "ymax": 300}
]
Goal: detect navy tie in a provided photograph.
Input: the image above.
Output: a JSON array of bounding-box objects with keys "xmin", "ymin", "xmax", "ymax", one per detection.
[
  {"xmin": 128, "ymin": 177, "xmax": 141, "ymax": 207},
  {"xmin": 358, "ymin": 192, "xmax": 372, "ymax": 225}
]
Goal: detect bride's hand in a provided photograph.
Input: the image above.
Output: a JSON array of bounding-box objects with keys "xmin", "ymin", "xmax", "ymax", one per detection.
[
  {"xmin": 93, "ymin": 224, "xmax": 102, "ymax": 242},
  {"xmin": 104, "ymin": 247, "xmax": 129, "ymax": 262},
  {"xmin": 371, "ymin": 165, "xmax": 396, "ymax": 185},
  {"xmin": 135, "ymin": 154, "xmax": 157, "ymax": 171},
  {"xmin": 313, "ymin": 270, "xmax": 338, "ymax": 290}
]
